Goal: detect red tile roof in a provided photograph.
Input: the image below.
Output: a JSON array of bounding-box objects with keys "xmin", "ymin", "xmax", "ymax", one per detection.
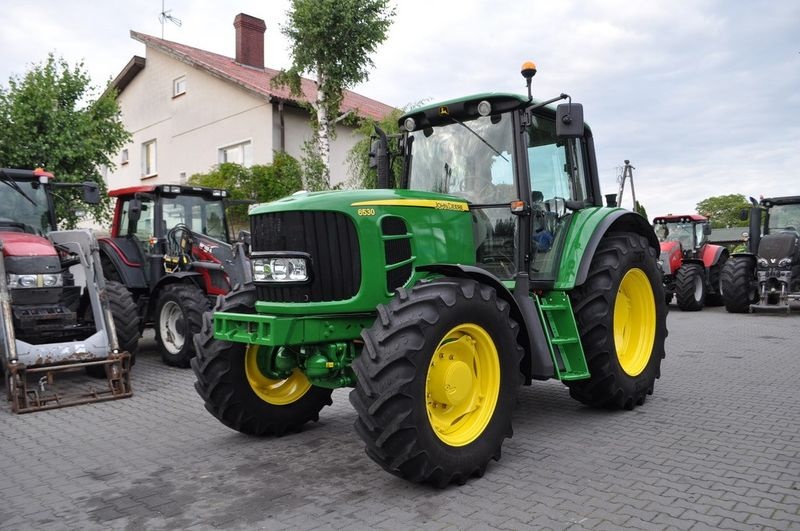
[{"xmin": 126, "ymin": 31, "xmax": 396, "ymax": 121}]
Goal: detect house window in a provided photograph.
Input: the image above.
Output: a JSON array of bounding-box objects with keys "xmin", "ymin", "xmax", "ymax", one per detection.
[
  {"xmin": 142, "ymin": 140, "xmax": 157, "ymax": 177},
  {"xmin": 121, "ymin": 148, "xmax": 129, "ymax": 165},
  {"xmin": 173, "ymin": 76, "xmax": 186, "ymax": 97},
  {"xmin": 219, "ymin": 141, "xmax": 252, "ymax": 167}
]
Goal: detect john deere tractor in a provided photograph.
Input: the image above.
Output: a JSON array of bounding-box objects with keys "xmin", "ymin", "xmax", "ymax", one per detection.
[{"xmin": 192, "ymin": 64, "xmax": 667, "ymax": 486}]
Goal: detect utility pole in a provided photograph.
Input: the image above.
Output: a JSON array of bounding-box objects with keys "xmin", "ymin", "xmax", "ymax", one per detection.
[{"xmin": 616, "ymin": 159, "xmax": 637, "ymax": 210}]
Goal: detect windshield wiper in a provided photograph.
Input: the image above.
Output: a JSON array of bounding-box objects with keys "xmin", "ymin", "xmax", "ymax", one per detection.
[
  {"xmin": 0, "ymin": 177, "xmax": 37, "ymax": 207},
  {"xmin": 447, "ymin": 116, "xmax": 509, "ymax": 162}
]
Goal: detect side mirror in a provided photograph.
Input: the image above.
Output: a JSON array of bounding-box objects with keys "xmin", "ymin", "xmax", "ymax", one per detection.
[
  {"xmin": 556, "ymin": 103, "xmax": 584, "ymax": 138},
  {"xmin": 368, "ymin": 139, "xmax": 380, "ymax": 169},
  {"xmin": 128, "ymin": 199, "xmax": 142, "ymax": 224},
  {"xmin": 703, "ymin": 224, "xmax": 712, "ymax": 235},
  {"xmin": 81, "ymin": 182, "xmax": 100, "ymax": 204},
  {"xmin": 546, "ymin": 197, "xmax": 567, "ymax": 218},
  {"xmin": 739, "ymin": 208, "xmax": 749, "ymax": 221}
]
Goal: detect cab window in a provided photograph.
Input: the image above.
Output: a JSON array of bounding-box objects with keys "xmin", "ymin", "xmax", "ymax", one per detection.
[{"xmin": 527, "ymin": 114, "xmax": 588, "ymax": 280}]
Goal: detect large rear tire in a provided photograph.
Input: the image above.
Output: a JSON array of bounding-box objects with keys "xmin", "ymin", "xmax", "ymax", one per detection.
[
  {"xmin": 567, "ymin": 232, "xmax": 667, "ymax": 410},
  {"xmin": 675, "ymin": 263, "xmax": 706, "ymax": 311},
  {"xmin": 721, "ymin": 257, "xmax": 758, "ymax": 313},
  {"xmin": 350, "ymin": 278, "xmax": 523, "ymax": 487},
  {"xmin": 191, "ymin": 286, "xmax": 333, "ymax": 436},
  {"xmin": 155, "ymin": 283, "xmax": 210, "ymax": 367}
]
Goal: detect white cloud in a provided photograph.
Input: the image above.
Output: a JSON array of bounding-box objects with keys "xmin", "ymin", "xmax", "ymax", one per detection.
[{"xmin": 1, "ymin": 0, "xmax": 797, "ymax": 217}]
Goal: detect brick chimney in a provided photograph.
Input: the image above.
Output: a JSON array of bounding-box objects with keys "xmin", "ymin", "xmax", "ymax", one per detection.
[{"xmin": 234, "ymin": 13, "xmax": 266, "ymax": 69}]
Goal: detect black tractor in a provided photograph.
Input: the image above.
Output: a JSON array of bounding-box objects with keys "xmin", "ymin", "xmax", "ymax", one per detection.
[{"xmin": 721, "ymin": 195, "xmax": 800, "ymax": 312}]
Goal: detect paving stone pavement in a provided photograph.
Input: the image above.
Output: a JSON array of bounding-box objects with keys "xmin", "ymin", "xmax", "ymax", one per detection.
[{"xmin": 1, "ymin": 305, "xmax": 798, "ymax": 530}]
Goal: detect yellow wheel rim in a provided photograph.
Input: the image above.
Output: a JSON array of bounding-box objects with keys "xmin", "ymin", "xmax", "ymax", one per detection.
[
  {"xmin": 244, "ymin": 345, "xmax": 311, "ymax": 405},
  {"xmin": 425, "ymin": 323, "xmax": 501, "ymax": 447},
  {"xmin": 614, "ymin": 268, "xmax": 656, "ymax": 376}
]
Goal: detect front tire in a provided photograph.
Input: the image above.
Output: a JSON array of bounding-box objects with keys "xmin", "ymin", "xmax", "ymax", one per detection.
[
  {"xmin": 155, "ymin": 283, "xmax": 210, "ymax": 367},
  {"xmin": 568, "ymin": 232, "xmax": 667, "ymax": 410},
  {"xmin": 106, "ymin": 281, "xmax": 140, "ymax": 357},
  {"xmin": 86, "ymin": 281, "xmax": 139, "ymax": 378},
  {"xmin": 191, "ymin": 286, "xmax": 333, "ymax": 436},
  {"xmin": 350, "ymin": 278, "xmax": 523, "ymax": 487},
  {"xmin": 675, "ymin": 263, "xmax": 706, "ymax": 311},
  {"xmin": 721, "ymin": 257, "xmax": 758, "ymax": 313}
]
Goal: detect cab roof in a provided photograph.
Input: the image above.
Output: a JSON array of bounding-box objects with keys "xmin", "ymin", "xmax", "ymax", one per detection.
[
  {"xmin": 109, "ymin": 184, "xmax": 228, "ymax": 198},
  {"xmin": 653, "ymin": 214, "xmax": 708, "ymax": 223}
]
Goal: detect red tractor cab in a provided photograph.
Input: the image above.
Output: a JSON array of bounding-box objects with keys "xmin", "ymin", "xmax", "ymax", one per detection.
[
  {"xmin": 653, "ymin": 214, "xmax": 728, "ymax": 310},
  {"xmin": 99, "ymin": 184, "xmax": 251, "ymax": 367}
]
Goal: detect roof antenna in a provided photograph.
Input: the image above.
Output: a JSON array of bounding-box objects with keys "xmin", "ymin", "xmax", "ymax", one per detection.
[{"xmin": 159, "ymin": 0, "xmax": 182, "ymax": 39}]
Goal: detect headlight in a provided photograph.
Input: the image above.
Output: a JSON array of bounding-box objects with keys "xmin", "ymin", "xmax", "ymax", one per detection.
[
  {"xmin": 757, "ymin": 258, "xmax": 768, "ymax": 268},
  {"xmin": 42, "ymin": 274, "xmax": 63, "ymax": 287},
  {"xmin": 252, "ymin": 256, "xmax": 309, "ymax": 282},
  {"xmin": 778, "ymin": 258, "xmax": 792, "ymax": 268},
  {"xmin": 6, "ymin": 273, "xmax": 63, "ymax": 288}
]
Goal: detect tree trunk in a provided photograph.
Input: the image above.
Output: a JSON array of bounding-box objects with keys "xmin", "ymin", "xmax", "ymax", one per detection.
[{"xmin": 316, "ymin": 72, "xmax": 331, "ymax": 188}]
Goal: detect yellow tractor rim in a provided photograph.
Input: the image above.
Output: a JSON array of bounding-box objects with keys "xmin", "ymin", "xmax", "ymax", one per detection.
[
  {"xmin": 425, "ymin": 323, "xmax": 501, "ymax": 447},
  {"xmin": 244, "ymin": 345, "xmax": 311, "ymax": 405},
  {"xmin": 614, "ymin": 268, "xmax": 656, "ymax": 376}
]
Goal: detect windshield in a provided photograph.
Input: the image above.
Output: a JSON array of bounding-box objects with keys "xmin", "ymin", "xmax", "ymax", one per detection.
[
  {"xmin": 407, "ymin": 113, "xmax": 516, "ymax": 204},
  {"xmin": 162, "ymin": 194, "xmax": 229, "ymax": 242},
  {"xmin": 0, "ymin": 179, "xmax": 53, "ymax": 234},
  {"xmin": 654, "ymin": 222, "xmax": 695, "ymax": 248},
  {"xmin": 767, "ymin": 204, "xmax": 800, "ymax": 232}
]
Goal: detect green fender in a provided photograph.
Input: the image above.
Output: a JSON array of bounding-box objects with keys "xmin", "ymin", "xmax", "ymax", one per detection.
[{"xmin": 555, "ymin": 208, "xmax": 660, "ymax": 290}]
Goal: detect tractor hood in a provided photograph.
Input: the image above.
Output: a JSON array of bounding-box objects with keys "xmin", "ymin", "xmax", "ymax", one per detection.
[
  {"xmin": 758, "ymin": 232, "xmax": 799, "ymax": 261},
  {"xmin": 250, "ymin": 188, "xmax": 471, "ymax": 216},
  {"xmin": 659, "ymin": 241, "xmax": 683, "ymax": 275},
  {"xmin": 0, "ymin": 231, "xmax": 57, "ymax": 257}
]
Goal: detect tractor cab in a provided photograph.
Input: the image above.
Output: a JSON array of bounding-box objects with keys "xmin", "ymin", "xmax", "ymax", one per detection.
[
  {"xmin": 103, "ymin": 184, "xmax": 234, "ymax": 286},
  {"xmin": 653, "ymin": 215, "xmax": 711, "ymax": 259},
  {"xmin": 391, "ymin": 88, "xmax": 604, "ymax": 288},
  {"xmin": 0, "ymin": 168, "xmax": 99, "ymax": 237}
]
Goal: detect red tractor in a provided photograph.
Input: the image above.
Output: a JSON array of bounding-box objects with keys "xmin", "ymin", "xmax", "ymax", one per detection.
[
  {"xmin": 1, "ymin": 168, "xmax": 138, "ymax": 412},
  {"xmin": 98, "ymin": 184, "xmax": 251, "ymax": 367},
  {"xmin": 653, "ymin": 214, "xmax": 728, "ymax": 310}
]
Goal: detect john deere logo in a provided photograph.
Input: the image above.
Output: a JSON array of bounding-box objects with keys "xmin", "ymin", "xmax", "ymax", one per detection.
[{"xmin": 439, "ymin": 106, "xmax": 449, "ymax": 116}]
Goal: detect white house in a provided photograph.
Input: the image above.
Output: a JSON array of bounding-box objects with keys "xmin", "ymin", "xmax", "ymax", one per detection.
[{"xmin": 106, "ymin": 13, "xmax": 395, "ymax": 190}]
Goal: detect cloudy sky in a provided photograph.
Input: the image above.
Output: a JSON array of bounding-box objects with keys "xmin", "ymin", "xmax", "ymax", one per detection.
[{"xmin": 1, "ymin": 0, "xmax": 798, "ymax": 216}]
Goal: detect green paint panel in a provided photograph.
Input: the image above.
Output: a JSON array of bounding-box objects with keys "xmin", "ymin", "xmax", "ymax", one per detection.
[
  {"xmin": 554, "ymin": 206, "xmax": 623, "ymax": 290},
  {"xmin": 535, "ymin": 291, "xmax": 590, "ymax": 381}
]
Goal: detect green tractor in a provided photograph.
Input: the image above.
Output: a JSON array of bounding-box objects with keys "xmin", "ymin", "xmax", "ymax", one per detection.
[{"xmin": 192, "ymin": 63, "xmax": 667, "ymax": 486}]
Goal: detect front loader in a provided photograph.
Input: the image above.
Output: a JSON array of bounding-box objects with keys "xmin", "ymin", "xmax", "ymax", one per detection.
[
  {"xmin": 1, "ymin": 168, "xmax": 138, "ymax": 413},
  {"xmin": 192, "ymin": 63, "xmax": 668, "ymax": 486}
]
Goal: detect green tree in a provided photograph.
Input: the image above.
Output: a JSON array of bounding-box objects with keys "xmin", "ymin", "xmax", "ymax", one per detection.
[
  {"xmin": 0, "ymin": 54, "xmax": 129, "ymax": 227},
  {"xmin": 188, "ymin": 153, "xmax": 304, "ymax": 231},
  {"xmin": 275, "ymin": 0, "xmax": 396, "ymax": 187},
  {"xmin": 633, "ymin": 200, "xmax": 648, "ymax": 220},
  {"xmin": 696, "ymin": 194, "xmax": 750, "ymax": 228},
  {"xmin": 346, "ymin": 108, "xmax": 404, "ymax": 189}
]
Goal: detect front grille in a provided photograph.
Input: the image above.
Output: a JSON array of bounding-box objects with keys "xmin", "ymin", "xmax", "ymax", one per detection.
[{"xmin": 251, "ymin": 211, "xmax": 361, "ymax": 302}]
